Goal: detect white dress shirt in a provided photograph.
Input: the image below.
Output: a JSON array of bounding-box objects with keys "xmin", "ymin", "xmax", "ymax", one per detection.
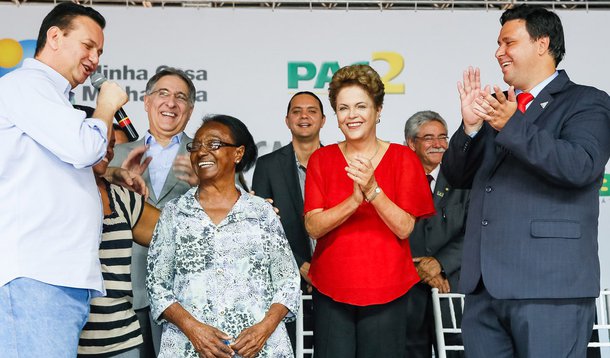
[
  {"xmin": 0, "ymin": 58, "xmax": 108, "ymax": 295},
  {"xmin": 428, "ymin": 165, "xmax": 441, "ymax": 193}
]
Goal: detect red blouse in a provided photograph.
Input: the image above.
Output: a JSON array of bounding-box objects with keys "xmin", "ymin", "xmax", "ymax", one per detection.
[{"xmin": 304, "ymin": 143, "xmax": 435, "ymax": 306}]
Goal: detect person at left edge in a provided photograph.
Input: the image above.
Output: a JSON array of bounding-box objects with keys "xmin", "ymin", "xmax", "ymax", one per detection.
[{"xmin": 0, "ymin": 3, "xmax": 129, "ymax": 358}]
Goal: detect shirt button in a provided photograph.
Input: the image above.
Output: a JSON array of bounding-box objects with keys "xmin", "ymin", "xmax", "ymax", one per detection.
[
  {"xmin": 219, "ymin": 310, "xmax": 225, "ymax": 315},
  {"xmin": 485, "ymin": 186, "xmax": 492, "ymax": 193},
  {"xmin": 216, "ymin": 268, "xmax": 223, "ymax": 274},
  {"xmin": 482, "ymin": 220, "xmax": 489, "ymax": 226}
]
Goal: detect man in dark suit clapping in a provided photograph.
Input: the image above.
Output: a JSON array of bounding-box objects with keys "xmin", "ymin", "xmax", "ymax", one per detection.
[{"xmin": 442, "ymin": 5, "xmax": 610, "ymax": 357}]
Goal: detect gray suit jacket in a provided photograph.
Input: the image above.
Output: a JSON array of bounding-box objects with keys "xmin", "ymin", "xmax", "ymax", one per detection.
[
  {"xmin": 110, "ymin": 133, "xmax": 192, "ymax": 309},
  {"xmin": 408, "ymin": 170, "xmax": 469, "ymax": 291},
  {"xmin": 442, "ymin": 70, "xmax": 610, "ymax": 299}
]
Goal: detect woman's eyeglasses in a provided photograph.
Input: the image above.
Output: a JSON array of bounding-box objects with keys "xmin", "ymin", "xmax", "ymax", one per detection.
[{"xmin": 186, "ymin": 140, "xmax": 239, "ymax": 152}]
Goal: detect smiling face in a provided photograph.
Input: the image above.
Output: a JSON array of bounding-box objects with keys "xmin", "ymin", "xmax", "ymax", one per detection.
[
  {"xmin": 407, "ymin": 120, "xmax": 448, "ymax": 173},
  {"xmin": 335, "ymin": 85, "xmax": 381, "ymax": 143},
  {"xmin": 46, "ymin": 15, "xmax": 104, "ymax": 88},
  {"xmin": 144, "ymin": 75, "xmax": 194, "ymax": 144},
  {"xmin": 285, "ymin": 93, "xmax": 326, "ymax": 141},
  {"xmin": 190, "ymin": 121, "xmax": 244, "ymax": 184},
  {"xmin": 495, "ymin": 19, "xmax": 553, "ymax": 91}
]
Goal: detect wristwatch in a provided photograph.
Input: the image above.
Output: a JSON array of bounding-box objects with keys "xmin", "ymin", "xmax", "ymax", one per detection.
[{"xmin": 365, "ymin": 186, "xmax": 382, "ymax": 203}]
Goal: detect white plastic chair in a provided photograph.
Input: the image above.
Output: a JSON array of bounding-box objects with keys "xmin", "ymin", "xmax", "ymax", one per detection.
[
  {"xmin": 431, "ymin": 287, "xmax": 465, "ymax": 358},
  {"xmin": 296, "ymin": 294, "xmax": 314, "ymax": 358},
  {"xmin": 432, "ymin": 287, "xmax": 610, "ymax": 357},
  {"xmin": 589, "ymin": 289, "xmax": 610, "ymax": 349}
]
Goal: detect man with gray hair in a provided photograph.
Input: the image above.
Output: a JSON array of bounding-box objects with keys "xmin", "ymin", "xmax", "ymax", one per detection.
[
  {"xmin": 404, "ymin": 111, "xmax": 469, "ymax": 358},
  {"xmin": 111, "ymin": 67, "xmax": 197, "ymax": 357}
]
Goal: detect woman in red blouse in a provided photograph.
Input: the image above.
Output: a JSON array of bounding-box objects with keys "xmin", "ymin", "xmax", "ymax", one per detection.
[{"xmin": 304, "ymin": 64, "xmax": 435, "ymax": 357}]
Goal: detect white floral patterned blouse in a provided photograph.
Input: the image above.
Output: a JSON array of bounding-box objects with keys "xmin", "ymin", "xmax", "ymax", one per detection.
[{"xmin": 146, "ymin": 187, "xmax": 301, "ymax": 358}]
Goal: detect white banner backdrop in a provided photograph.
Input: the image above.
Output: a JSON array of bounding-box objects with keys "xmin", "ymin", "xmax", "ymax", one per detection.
[{"xmin": 2, "ymin": 5, "xmax": 610, "ymax": 291}]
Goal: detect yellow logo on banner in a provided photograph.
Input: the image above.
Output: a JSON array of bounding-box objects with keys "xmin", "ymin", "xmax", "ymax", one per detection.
[
  {"xmin": 0, "ymin": 38, "xmax": 23, "ymax": 67},
  {"xmin": 287, "ymin": 51, "xmax": 405, "ymax": 94},
  {"xmin": 0, "ymin": 38, "xmax": 36, "ymax": 77},
  {"xmin": 601, "ymin": 174, "xmax": 609, "ymax": 197}
]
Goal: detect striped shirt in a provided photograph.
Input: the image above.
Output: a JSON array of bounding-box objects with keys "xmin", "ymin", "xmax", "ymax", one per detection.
[{"xmin": 78, "ymin": 181, "xmax": 145, "ymax": 356}]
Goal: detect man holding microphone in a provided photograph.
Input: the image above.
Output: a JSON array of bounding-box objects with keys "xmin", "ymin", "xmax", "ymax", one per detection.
[{"xmin": 0, "ymin": 3, "xmax": 130, "ymax": 357}]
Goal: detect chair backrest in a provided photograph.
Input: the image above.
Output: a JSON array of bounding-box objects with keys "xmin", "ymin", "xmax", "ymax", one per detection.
[
  {"xmin": 296, "ymin": 294, "xmax": 314, "ymax": 358},
  {"xmin": 590, "ymin": 289, "xmax": 610, "ymax": 348},
  {"xmin": 431, "ymin": 287, "xmax": 465, "ymax": 358},
  {"xmin": 432, "ymin": 288, "xmax": 610, "ymax": 356}
]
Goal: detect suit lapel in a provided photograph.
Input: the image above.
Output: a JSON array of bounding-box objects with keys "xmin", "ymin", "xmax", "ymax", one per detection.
[
  {"xmin": 280, "ymin": 143, "xmax": 305, "ymax": 217},
  {"xmin": 433, "ymin": 170, "xmax": 451, "ymax": 207},
  {"xmin": 525, "ymin": 71, "xmax": 569, "ymax": 125},
  {"xmin": 144, "ymin": 168, "xmax": 158, "ymax": 204},
  {"xmin": 489, "ymin": 71, "xmax": 567, "ymax": 178},
  {"xmin": 156, "ymin": 133, "xmax": 189, "ymax": 203}
]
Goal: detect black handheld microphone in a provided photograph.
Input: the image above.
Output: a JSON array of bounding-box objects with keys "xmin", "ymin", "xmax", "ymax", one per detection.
[{"xmin": 89, "ymin": 73, "xmax": 139, "ymax": 142}]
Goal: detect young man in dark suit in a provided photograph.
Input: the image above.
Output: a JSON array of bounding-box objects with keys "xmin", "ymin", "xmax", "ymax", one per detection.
[
  {"xmin": 252, "ymin": 91, "xmax": 326, "ymax": 353},
  {"xmin": 443, "ymin": 5, "xmax": 610, "ymax": 357}
]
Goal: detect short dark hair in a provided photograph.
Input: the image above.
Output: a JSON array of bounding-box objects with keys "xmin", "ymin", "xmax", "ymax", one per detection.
[
  {"xmin": 146, "ymin": 67, "xmax": 197, "ymax": 106},
  {"xmin": 198, "ymin": 115, "xmax": 257, "ymax": 173},
  {"xmin": 500, "ymin": 5, "xmax": 565, "ymax": 66},
  {"xmin": 35, "ymin": 2, "xmax": 105, "ymax": 56},
  {"xmin": 286, "ymin": 91, "xmax": 324, "ymax": 116}
]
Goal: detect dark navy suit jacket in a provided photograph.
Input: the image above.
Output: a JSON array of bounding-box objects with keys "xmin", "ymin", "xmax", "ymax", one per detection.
[
  {"xmin": 252, "ymin": 143, "xmax": 312, "ymax": 272},
  {"xmin": 442, "ymin": 70, "xmax": 610, "ymax": 299}
]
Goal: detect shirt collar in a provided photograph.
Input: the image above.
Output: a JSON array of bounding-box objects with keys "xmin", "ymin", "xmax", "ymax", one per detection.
[
  {"xmin": 23, "ymin": 58, "xmax": 73, "ymax": 101},
  {"xmin": 516, "ymin": 70, "xmax": 559, "ymax": 98},
  {"xmin": 179, "ymin": 186, "xmax": 256, "ymax": 223},
  {"xmin": 428, "ymin": 165, "xmax": 441, "ymax": 181},
  {"xmin": 294, "ymin": 152, "xmax": 306, "ymax": 172},
  {"xmin": 144, "ymin": 131, "xmax": 183, "ymax": 146}
]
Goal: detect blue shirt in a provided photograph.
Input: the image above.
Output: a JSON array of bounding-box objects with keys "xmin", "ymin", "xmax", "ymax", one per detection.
[
  {"xmin": 0, "ymin": 58, "xmax": 108, "ymax": 295},
  {"xmin": 144, "ymin": 131, "xmax": 182, "ymax": 198}
]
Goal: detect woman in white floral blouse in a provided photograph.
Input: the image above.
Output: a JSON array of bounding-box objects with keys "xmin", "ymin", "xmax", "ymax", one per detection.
[{"xmin": 146, "ymin": 115, "xmax": 301, "ymax": 358}]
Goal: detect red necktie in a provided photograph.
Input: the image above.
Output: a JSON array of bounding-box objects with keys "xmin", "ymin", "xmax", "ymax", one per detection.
[
  {"xmin": 517, "ymin": 92, "xmax": 534, "ymax": 113},
  {"xmin": 426, "ymin": 174, "xmax": 434, "ymax": 195}
]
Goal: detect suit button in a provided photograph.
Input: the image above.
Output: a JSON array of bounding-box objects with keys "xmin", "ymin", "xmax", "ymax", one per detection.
[
  {"xmin": 481, "ymin": 220, "xmax": 488, "ymax": 226},
  {"xmin": 485, "ymin": 186, "xmax": 492, "ymax": 193}
]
